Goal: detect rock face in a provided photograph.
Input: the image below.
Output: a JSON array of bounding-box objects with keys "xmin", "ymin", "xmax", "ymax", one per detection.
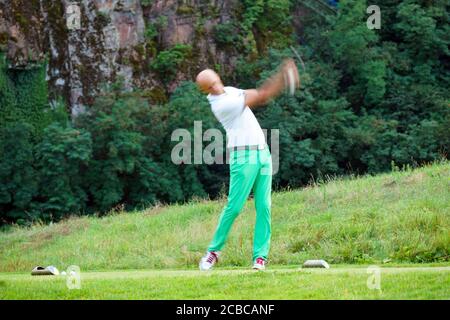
[
  {"xmin": 0, "ymin": 0, "xmax": 46, "ymax": 67},
  {"xmin": 0, "ymin": 0, "xmax": 301, "ymax": 114},
  {"xmin": 57, "ymin": 0, "xmax": 147, "ymax": 114}
]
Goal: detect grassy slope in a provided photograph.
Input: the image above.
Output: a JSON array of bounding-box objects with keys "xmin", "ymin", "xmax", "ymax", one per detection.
[{"xmin": 0, "ymin": 162, "xmax": 449, "ymax": 272}]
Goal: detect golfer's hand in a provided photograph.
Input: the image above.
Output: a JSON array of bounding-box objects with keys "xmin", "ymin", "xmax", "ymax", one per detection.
[{"xmin": 245, "ymin": 59, "xmax": 300, "ymax": 109}]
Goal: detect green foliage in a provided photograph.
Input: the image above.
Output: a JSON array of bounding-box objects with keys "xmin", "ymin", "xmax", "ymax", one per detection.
[
  {"xmin": 76, "ymin": 92, "xmax": 149, "ymax": 211},
  {"xmin": 0, "ymin": 56, "xmax": 60, "ymax": 224},
  {"xmin": 234, "ymin": 0, "xmax": 448, "ymax": 184},
  {"xmin": 144, "ymin": 16, "xmax": 169, "ymax": 58},
  {"xmin": 209, "ymin": 0, "xmax": 294, "ymax": 56},
  {"xmin": 0, "ymin": 54, "xmax": 16, "ymax": 126},
  {"xmin": 35, "ymin": 124, "xmax": 92, "ymax": 220},
  {"xmin": 150, "ymin": 44, "xmax": 192, "ymax": 84},
  {"xmin": 144, "ymin": 17, "xmax": 168, "ymax": 43},
  {"xmin": 10, "ymin": 66, "xmax": 51, "ymax": 137},
  {"xmin": 240, "ymin": 0, "xmax": 265, "ymax": 33},
  {"xmin": 213, "ymin": 22, "xmax": 241, "ymax": 49},
  {"xmin": 394, "ymin": 2, "xmax": 449, "ymax": 61},
  {"xmin": 0, "ymin": 123, "xmax": 38, "ymax": 224},
  {"xmin": 144, "ymin": 23, "xmax": 158, "ymax": 41},
  {"xmin": 0, "ymin": 54, "xmax": 51, "ymax": 139},
  {"xmin": 141, "ymin": 0, "xmax": 153, "ymax": 7},
  {"xmin": 0, "ymin": 110, "xmax": 91, "ymax": 224},
  {"xmin": 75, "ymin": 84, "xmax": 178, "ymax": 211},
  {"xmin": 48, "ymin": 97, "xmax": 71, "ymax": 126},
  {"xmin": 327, "ymin": 0, "xmax": 386, "ymax": 106},
  {"xmin": 241, "ymin": 0, "xmax": 293, "ymax": 51}
]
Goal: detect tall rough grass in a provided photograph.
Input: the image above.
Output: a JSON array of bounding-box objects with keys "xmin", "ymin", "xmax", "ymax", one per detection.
[{"xmin": 0, "ymin": 161, "xmax": 448, "ymax": 272}]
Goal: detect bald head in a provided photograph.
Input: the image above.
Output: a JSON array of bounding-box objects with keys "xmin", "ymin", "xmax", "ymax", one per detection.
[{"xmin": 196, "ymin": 69, "xmax": 225, "ymax": 95}]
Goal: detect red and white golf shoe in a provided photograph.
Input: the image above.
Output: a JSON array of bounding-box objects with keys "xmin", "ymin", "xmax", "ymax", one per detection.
[
  {"xmin": 199, "ymin": 251, "xmax": 219, "ymax": 271},
  {"xmin": 252, "ymin": 257, "xmax": 266, "ymax": 270}
]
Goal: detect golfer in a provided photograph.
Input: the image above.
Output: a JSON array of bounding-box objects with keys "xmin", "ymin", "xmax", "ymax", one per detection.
[{"xmin": 196, "ymin": 59, "xmax": 300, "ymax": 270}]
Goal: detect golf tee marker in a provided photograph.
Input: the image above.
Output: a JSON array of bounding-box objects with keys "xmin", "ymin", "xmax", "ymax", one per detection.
[{"xmin": 302, "ymin": 260, "xmax": 330, "ymax": 269}]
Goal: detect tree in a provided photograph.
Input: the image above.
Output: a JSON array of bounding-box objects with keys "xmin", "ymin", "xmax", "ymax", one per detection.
[{"xmin": 35, "ymin": 124, "xmax": 92, "ymax": 220}]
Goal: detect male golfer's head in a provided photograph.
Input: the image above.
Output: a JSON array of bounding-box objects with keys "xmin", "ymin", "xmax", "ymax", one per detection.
[{"xmin": 196, "ymin": 69, "xmax": 224, "ymax": 95}]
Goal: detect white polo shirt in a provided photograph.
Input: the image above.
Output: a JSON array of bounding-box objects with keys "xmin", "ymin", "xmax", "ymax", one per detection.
[{"xmin": 207, "ymin": 86, "xmax": 267, "ymax": 148}]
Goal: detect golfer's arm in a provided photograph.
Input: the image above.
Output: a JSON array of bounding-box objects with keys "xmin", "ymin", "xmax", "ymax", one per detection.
[{"xmin": 244, "ymin": 70, "xmax": 285, "ymax": 109}]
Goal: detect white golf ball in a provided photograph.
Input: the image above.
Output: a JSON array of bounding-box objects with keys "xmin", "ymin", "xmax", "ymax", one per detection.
[{"xmin": 61, "ymin": 271, "xmax": 67, "ymax": 276}]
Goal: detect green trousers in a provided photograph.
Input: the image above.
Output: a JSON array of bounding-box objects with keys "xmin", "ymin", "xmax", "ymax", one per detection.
[{"xmin": 208, "ymin": 147, "xmax": 272, "ymax": 261}]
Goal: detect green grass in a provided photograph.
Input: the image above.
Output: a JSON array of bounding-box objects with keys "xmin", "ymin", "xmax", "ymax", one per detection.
[
  {"xmin": 0, "ymin": 266, "xmax": 449, "ymax": 299},
  {"xmin": 1, "ymin": 161, "xmax": 448, "ymax": 271},
  {"xmin": 0, "ymin": 161, "xmax": 449, "ymax": 299}
]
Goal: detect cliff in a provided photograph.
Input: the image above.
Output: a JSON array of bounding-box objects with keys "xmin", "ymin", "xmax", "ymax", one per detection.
[{"xmin": 0, "ymin": 0, "xmax": 312, "ymax": 115}]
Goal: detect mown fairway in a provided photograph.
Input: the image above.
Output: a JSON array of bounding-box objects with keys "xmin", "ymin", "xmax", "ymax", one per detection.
[
  {"xmin": 0, "ymin": 266, "xmax": 449, "ymax": 299},
  {"xmin": 0, "ymin": 162, "xmax": 448, "ymax": 299}
]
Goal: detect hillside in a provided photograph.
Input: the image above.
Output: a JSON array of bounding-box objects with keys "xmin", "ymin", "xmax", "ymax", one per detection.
[{"xmin": 0, "ymin": 161, "xmax": 448, "ymax": 272}]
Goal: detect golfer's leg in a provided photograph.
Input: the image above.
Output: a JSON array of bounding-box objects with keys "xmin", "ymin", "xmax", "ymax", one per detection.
[
  {"xmin": 252, "ymin": 149, "xmax": 272, "ymax": 261},
  {"xmin": 208, "ymin": 151, "xmax": 259, "ymax": 252}
]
